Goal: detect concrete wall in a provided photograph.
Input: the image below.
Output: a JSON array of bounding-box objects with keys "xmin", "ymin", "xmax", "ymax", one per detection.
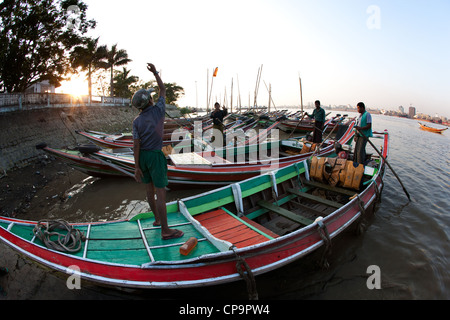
[{"xmin": 0, "ymin": 105, "xmax": 139, "ymax": 171}]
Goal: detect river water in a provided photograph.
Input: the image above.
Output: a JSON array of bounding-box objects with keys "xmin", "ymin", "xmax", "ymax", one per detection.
[{"xmin": 2, "ymin": 113, "xmax": 449, "ymax": 300}]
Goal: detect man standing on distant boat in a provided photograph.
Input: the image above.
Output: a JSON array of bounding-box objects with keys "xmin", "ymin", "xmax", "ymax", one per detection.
[
  {"xmin": 210, "ymin": 102, "xmax": 228, "ymax": 142},
  {"xmin": 306, "ymin": 100, "xmax": 326, "ymax": 143},
  {"xmin": 354, "ymin": 102, "xmax": 373, "ymax": 165},
  {"xmin": 132, "ymin": 63, "xmax": 184, "ymax": 241}
]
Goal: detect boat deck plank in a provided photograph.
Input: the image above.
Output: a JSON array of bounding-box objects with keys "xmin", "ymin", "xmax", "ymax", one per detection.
[
  {"xmin": 240, "ymin": 216, "xmax": 280, "ymax": 239},
  {"xmin": 85, "ymin": 214, "xmax": 219, "ymax": 263},
  {"xmin": 287, "ymin": 188, "xmax": 343, "ymax": 208},
  {"xmin": 195, "ymin": 208, "xmax": 273, "ymax": 248},
  {"xmin": 257, "ymin": 200, "xmax": 314, "ymax": 226}
]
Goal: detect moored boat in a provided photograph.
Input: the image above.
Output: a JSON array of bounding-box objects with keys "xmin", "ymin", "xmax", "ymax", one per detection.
[
  {"xmin": 37, "ymin": 120, "xmax": 356, "ymax": 186},
  {"xmin": 418, "ymin": 122, "xmax": 448, "ymax": 133},
  {"xmin": 0, "ymin": 129, "xmax": 388, "ymax": 290},
  {"xmin": 75, "ymin": 116, "xmax": 257, "ymax": 149},
  {"xmin": 278, "ymin": 115, "xmax": 351, "ymax": 134}
]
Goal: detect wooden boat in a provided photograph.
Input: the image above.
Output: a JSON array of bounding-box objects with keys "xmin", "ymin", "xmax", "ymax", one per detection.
[
  {"xmin": 278, "ymin": 118, "xmax": 315, "ymax": 133},
  {"xmin": 37, "ymin": 120, "xmax": 356, "ymax": 186},
  {"xmin": 75, "ymin": 130, "xmax": 188, "ymax": 148},
  {"xmin": 75, "ymin": 116, "xmax": 257, "ymax": 149},
  {"xmin": 278, "ymin": 115, "xmax": 350, "ymax": 133},
  {"xmin": 419, "ymin": 122, "xmax": 448, "ymax": 133},
  {"xmin": 0, "ymin": 130, "xmax": 388, "ymax": 290}
]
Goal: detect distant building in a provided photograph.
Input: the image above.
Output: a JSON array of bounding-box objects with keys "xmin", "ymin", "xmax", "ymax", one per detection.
[
  {"xmin": 25, "ymin": 80, "xmax": 55, "ymax": 94},
  {"xmin": 399, "ymin": 106, "xmax": 404, "ymax": 113},
  {"xmin": 409, "ymin": 106, "xmax": 416, "ymax": 118}
]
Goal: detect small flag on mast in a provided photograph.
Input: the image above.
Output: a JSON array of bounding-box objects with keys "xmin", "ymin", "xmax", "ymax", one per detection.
[{"xmin": 213, "ymin": 67, "xmax": 218, "ymax": 77}]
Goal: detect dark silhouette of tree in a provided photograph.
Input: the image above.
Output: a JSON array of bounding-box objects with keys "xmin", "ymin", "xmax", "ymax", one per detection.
[
  {"xmin": 70, "ymin": 37, "xmax": 107, "ymax": 100},
  {"xmin": 104, "ymin": 44, "xmax": 131, "ymax": 97},
  {"xmin": 0, "ymin": 0, "xmax": 95, "ymax": 92}
]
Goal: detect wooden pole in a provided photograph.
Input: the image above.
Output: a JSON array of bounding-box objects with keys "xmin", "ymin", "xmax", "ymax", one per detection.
[
  {"xmin": 223, "ymin": 86, "xmax": 227, "ymax": 108},
  {"xmin": 236, "ymin": 74, "xmax": 241, "ymax": 114},
  {"xmin": 206, "ymin": 69, "xmax": 209, "ymax": 113},
  {"xmin": 230, "ymin": 78, "xmax": 233, "ymax": 114},
  {"xmin": 299, "ymin": 73, "xmax": 303, "ymax": 113},
  {"xmin": 263, "ymin": 80, "xmax": 277, "ymax": 111},
  {"xmin": 288, "ymin": 111, "xmax": 308, "ymax": 138},
  {"xmin": 253, "ymin": 67, "xmax": 260, "ymax": 110},
  {"xmin": 91, "ymin": 155, "xmax": 134, "ymax": 178},
  {"xmin": 208, "ymin": 72, "xmax": 215, "ymax": 110},
  {"xmin": 357, "ymin": 129, "xmax": 411, "ymax": 201},
  {"xmin": 254, "ymin": 65, "xmax": 263, "ymax": 110},
  {"xmin": 309, "ymin": 117, "xmax": 345, "ymax": 156}
]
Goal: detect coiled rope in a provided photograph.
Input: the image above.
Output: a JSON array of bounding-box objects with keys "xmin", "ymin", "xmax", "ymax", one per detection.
[{"xmin": 33, "ymin": 219, "xmax": 85, "ymax": 253}]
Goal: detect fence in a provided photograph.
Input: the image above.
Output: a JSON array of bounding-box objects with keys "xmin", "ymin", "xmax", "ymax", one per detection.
[{"xmin": 0, "ymin": 93, "xmax": 131, "ymax": 113}]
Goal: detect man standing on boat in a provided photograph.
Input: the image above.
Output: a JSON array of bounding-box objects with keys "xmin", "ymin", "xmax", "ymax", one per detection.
[
  {"xmin": 354, "ymin": 102, "xmax": 373, "ymax": 165},
  {"xmin": 131, "ymin": 63, "xmax": 184, "ymax": 241},
  {"xmin": 306, "ymin": 100, "xmax": 326, "ymax": 143},
  {"xmin": 210, "ymin": 102, "xmax": 227, "ymax": 142}
]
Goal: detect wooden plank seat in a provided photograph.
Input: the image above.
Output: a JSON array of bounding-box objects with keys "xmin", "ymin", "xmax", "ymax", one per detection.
[
  {"xmin": 287, "ymin": 188, "xmax": 343, "ymax": 209},
  {"xmin": 194, "ymin": 208, "xmax": 278, "ymax": 248},
  {"xmin": 257, "ymin": 200, "xmax": 314, "ymax": 226}
]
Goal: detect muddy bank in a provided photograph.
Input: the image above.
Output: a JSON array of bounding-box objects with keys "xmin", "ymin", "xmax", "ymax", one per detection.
[
  {"xmin": 0, "ymin": 155, "xmax": 86, "ymax": 220},
  {"xmin": 0, "ymin": 106, "xmax": 138, "ymax": 171}
]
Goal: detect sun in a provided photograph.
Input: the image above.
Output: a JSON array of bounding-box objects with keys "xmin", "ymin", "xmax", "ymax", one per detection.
[{"xmin": 56, "ymin": 73, "xmax": 88, "ymax": 98}]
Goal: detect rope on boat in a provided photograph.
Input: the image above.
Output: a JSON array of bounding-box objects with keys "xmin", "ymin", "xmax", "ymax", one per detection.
[
  {"xmin": 356, "ymin": 195, "xmax": 366, "ymax": 216},
  {"xmin": 294, "ymin": 162, "xmax": 304, "ymax": 189},
  {"xmin": 33, "ymin": 219, "xmax": 85, "ymax": 253},
  {"xmin": 316, "ymin": 218, "xmax": 332, "ymax": 269},
  {"xmin": 231, "ymin": 246, "xmax": 258, "ymax": 300},
  {"xmin": 374, "ymin": 183, "xmax": 381, "ymax": 203},
  {"xmin": 354, "ymin": 195, "xmax": 367, "ymax": 235}
]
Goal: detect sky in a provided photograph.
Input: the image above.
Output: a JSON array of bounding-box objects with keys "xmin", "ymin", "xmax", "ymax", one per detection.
[{"xmin": 69, "ymin": 0, "xmax": 449, "ymax": 117}]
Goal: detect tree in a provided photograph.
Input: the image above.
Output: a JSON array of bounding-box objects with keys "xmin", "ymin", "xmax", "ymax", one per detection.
[
  {"xmin": 153, "ymin": 82, "xmax": 185, "ymax": 106},
  {"xmin": 70, "ymin": 37, "xmax": 107, "ymax": 100},
  {"xmin": 105, "ymin": 44, "xmax": 131, "ymax": 97},
  {"xmin": 112, "ymin": 67, "xmax": 139, "ymax": 98},
  {"xmin": 131, "ymin": 80, "xmax": 184, "ymax": 106},
  {"xmin": 129, "ymin": 79, "xmax": 155, "ymax": 97},
  {"xmin": 0, "ymin": 0, "xmax": 95, "ymax": 92}
]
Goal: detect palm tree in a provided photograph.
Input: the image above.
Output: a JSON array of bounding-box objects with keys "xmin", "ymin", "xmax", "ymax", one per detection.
[
  {"xmin": 70, "ymin": 37, "xmax": 108, "ymax": 101},
  {"xmin": 151, "ymin": 82, "xmax": 185, "ymax": 106},
  {"xmin": 113, "ymin": 67, "xmax": 139, "ymax": 98},
  {"xmin": 105, "ymin": 44, "xmax": 131, "ymax": 97},
  {"xmin": 165, "ymin": 83, "xmax": 185, "ymax": 106}
]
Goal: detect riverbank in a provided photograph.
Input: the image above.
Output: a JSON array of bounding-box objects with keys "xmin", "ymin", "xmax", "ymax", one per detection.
[{"xmin": 0, "ymin": 106, "xmax": 138, "ymax": 171}]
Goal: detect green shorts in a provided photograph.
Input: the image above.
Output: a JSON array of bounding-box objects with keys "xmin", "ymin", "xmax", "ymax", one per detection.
[{"xmin": 139, "ymin": 150, "xmax": 168, "ymax": 188}]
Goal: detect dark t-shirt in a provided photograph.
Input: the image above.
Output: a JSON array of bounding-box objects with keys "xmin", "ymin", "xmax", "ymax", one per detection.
[
  {"xmin": 211, "ymin": 109, "xmax": 228, "ymax": 125},
  {"xmin": 132, "ymin": 96, "xmax": 165, "ymax": 151}
]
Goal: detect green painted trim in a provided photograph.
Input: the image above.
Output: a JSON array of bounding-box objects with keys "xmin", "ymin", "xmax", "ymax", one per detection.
[{"xmin": 185, "ymin": 163, "xmax": 304, "ymax": 216}]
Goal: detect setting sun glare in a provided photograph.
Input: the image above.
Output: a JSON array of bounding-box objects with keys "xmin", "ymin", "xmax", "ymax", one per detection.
[{"xmin": 56, "ymin": 73, "xmax": 88, "ymax": 98}]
